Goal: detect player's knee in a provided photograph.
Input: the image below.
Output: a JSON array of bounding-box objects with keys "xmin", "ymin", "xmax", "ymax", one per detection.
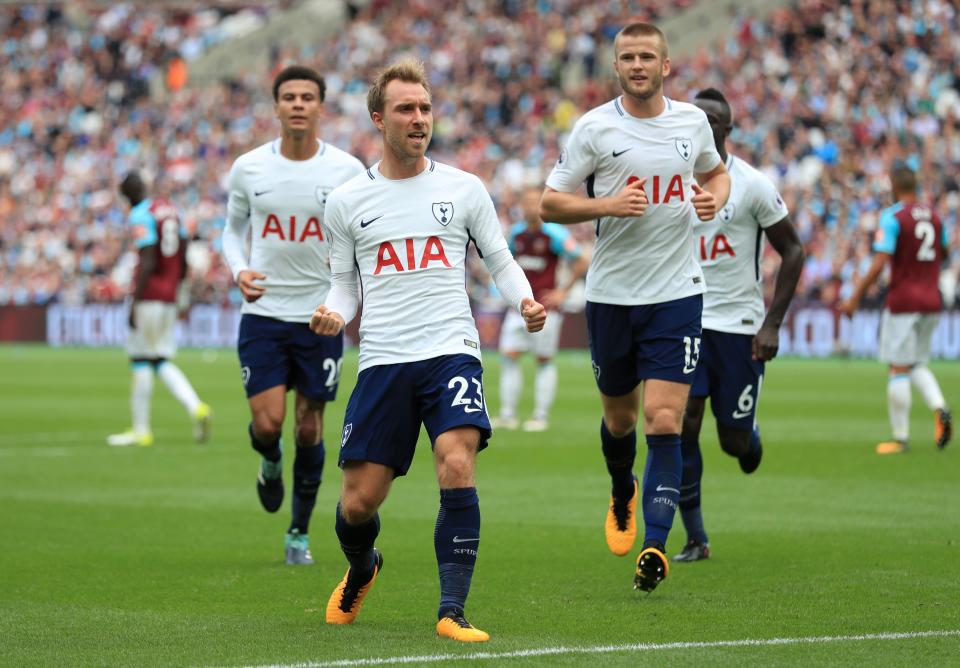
[
  {"xmin": 294, "ymin": 417, "xmax": 321, "ymax": 447},
  {"xmin": 251, "ymin": 415, "xmax": 283, "ymax": 443},
  {"xmin": 645, "ymin": 407, "xmax": 682, "ymax": 435},
  {"xmin": 719, "ymin": 430, "xmax": 750, "ymax": 458},
  {"xmin": 681, "ymin": 403, "xmax": 705, "ymax": 442},
  {"xmin": 604, "ymin": 411, "xmax": 638, "ymax": 437},
  {"xmin": 339, "ymin": 492, "xmax": 380, "ymax": 524},
  {"xmin": 436, "ymin": 449, "xmax": 475, "ymax": 487}
]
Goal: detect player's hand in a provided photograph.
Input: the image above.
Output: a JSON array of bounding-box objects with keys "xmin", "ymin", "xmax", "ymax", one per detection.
[
  {"xmin": 128, "ymin": 302, "xmax": 137, "ymax": 330},
  {"xmin": 838, "ymin": 297, "xmax": 858, "ymax": 318},
  {"xmin": 752, "ymin": 324, "xmax": 779, "ymax": 362},
  {"xmin": 540, "ymin": 288, "xmax": 567, "ymax": 311},
  {"xmin": 691, "ymin": 183, "xmax": 717, "ymax": 221},
  {"xmin": 520, "ymin": 297, "xmax": 547, "ymax": 333},
  {"xmin": 310, "ymin": 305, "xmax": 345, "ymax": 336},
  {"xmin": 606, "ymin": 178, "xmax": 648, "ymax": 218},
  {"xmin": 237, "ymin": 269, "xmax": 267, "ymax": 303}
]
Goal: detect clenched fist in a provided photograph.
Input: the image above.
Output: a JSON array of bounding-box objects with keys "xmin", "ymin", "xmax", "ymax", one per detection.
[
  {"xmin": 310, "ymin": 305, "xmax": 345, "ymax": 336},
  {"xmin": 521, "ymin": 297, "xmax": 547, "ymax": 333}
]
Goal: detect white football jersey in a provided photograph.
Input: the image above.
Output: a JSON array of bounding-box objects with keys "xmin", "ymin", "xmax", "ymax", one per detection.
[
  {"xmin": 546, "ymin": 96, "xmax": 721, "ymax": 305},
  {"xmin": 325, "ymin": 159, "xmax": 509, "ymax": 371},
  {"xmin": 693, "ymin": 154, "xmax": 789, "ymax": 334},
  {"xmin": 226, "ymin": 139, "xmax": 365, "ymax": 321}
]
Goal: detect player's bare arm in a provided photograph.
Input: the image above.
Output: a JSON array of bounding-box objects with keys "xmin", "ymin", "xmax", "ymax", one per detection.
[
  {"xmin": 310, "ymin": 305, "xmax": 344, "ymax": 336},
  {"xmin": 839, "ymin": 252, "xmax": 890, "ymax": 317},
  {"xmin": 540, "ymin": 182, "xmax": 647, "ymax": 225},
  {"xmin": 692, "ymin": 163, "xmax": 730, "ymax": 221},
  {"xmin": 753, "ymin": 217, "xmax": 804, "ymax": 361},
  {"xmin": 520, "ymin": 297, "xmax": 547, "ymax": 333}
]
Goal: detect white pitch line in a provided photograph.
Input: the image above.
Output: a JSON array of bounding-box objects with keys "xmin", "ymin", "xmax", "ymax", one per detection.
[{"xmin": 238, "ymin": 629, "xmax": 960, "ymax": 668}]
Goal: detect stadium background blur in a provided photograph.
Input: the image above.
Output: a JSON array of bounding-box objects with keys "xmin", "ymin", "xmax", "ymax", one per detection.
[{"xmin": 1, "ymin": 0, "xmax": 958, "ymax": 354}]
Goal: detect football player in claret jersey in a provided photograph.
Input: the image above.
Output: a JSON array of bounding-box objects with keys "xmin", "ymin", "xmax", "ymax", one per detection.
[
  {"xmin": 107, "ymin": 172, "xmax": 212, "ymax": 448},
  {"xmin": 540, "ymin": 22, "xmax": 730, "ymax": 592},
  {"xmin": 310, "ymin": 59, "xmax": 545, "ymax": 642},
  {"xmin": 673, "ymin": 89, "xmax": 804, "ymax": 563},
  {"xmin": 491, "ymin": 186, "xmax": 589, "ymax": 432},
  {"xmin": 222, "ymin": 65, "xmax": 365, "ymax": 565},
  {"xmin": 841, "ymin": 164, "xmax": 952, "ymax": 454}
]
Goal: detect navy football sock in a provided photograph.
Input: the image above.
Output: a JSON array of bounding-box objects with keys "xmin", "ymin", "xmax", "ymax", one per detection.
[
  {"xmin": 679, "ymin": 437, "xmax": 707, "ymax": 544},
  {"xmin": 434, "ymin": 487, "xmax": 480, "ymax": 619},
  {"xmin": 749, "ymin": 425, "xmax": 762, "ymax": 456},
  {"xmin": 601, "ymin": 420, "xmax": 637, "ymax": 501},
  {"xmin": 642, "ymin": 433, "xmax": 682, "ymax": 550},
  {"xmin": 289, "ymin": 440, "xmax": 324, "ymax": 534},
  {"xmin": 249, "ymin": 422, "xmax": 281, "ymax": 464},
  {"xmin": 335, "ymin": 502, "xmax": 380, "ymax": 584}
]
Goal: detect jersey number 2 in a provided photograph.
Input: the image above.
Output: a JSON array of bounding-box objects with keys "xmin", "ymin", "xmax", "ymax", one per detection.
[{"xmin": 915, "ymin": 221, "xmax": 937, "ymax": 262}]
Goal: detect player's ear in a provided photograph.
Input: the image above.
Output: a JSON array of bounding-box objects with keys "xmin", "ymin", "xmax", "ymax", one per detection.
[
  {"xmin": 662, "ymin": 56, "xmax": 671, "ymax": 77},
  {"xmin": 371, "ymin": 111, "xmax": 385, "ymax": 132}
]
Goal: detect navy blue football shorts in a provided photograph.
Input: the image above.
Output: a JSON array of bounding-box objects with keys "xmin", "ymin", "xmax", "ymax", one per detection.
[
  {"xmin": 690, "ymin": 329, "xmax": 765, "ymax": 430},
  {"xmin": 586, "ymin": 294, "xmax": 703, "ymax": 396},
  {"xmin": 337, "ymin": 354, "xmax": 492, "ymax": 476},
  {"xmin": 237, "ymin": 313, "xmax": 344, "ymax": 401}
]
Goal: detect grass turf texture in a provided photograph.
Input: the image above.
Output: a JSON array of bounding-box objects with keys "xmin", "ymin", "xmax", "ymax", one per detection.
[{"xmin": 0, "ymin": 345, "xmax": 958, "ymax": 667}]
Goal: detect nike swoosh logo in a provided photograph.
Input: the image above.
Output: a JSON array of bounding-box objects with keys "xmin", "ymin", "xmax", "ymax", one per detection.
[
  {"xmin": 360, "ymin": 215, "xmax": 383, "ymax": 228},
  {"xmin": 655, "ymin": 485, "xmax": 680, "ymax": 494},
  {"xmin": 732, "ymin": 410, "xmax": 752, "ymax": 419},
  {"xmin": 682, "ymin": 366, "xmax": 696, "ymax": 374},
  {"xmin": 452, "ymin": 536, "xmax": 479, "ymax": 543},
  {"xmin": 612, "ymin": 148, "xmax": 632, "ymax": 157},
  {"xmin": 254, "ymin": 189, "xmax": 272, "ymax": 197}
]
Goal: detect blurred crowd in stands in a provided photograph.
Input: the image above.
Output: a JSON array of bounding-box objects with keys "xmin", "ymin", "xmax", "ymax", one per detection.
[{"xmin": 1, "ymin": 0, "xmax": 958, "ymax": 312}]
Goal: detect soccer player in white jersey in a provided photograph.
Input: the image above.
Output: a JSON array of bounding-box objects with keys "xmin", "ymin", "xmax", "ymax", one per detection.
[
  {"xmin": 540, "ymin": 22, "xmax": 730, "ymax": 593},
  {"xmin": 310, "ymin": 60, "xmax": 545, "ymax": 642},
  {"xmin": 222, "ymin": 65, "xmax": 365, "ymax": 565},
  {"xmin": 673, "ymin": 88, "xmax": 804, "ymax": 563}
]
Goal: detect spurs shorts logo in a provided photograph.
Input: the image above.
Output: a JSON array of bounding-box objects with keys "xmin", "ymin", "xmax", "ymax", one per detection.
[
  {"xmin": 592, "ymin": 359, "xmax": 601, "ymax": 381},
  {"xmin": 241, "ymin": 366, "xmax": 251, "ymax": 386},
  {"xmin": 341, "ymin": 423, "xmax": 353, "ymax": 448}
]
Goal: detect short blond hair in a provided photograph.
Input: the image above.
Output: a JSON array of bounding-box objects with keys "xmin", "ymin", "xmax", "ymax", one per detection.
[
  {"xmin": 614, "ymin": 22, "xmax": 668, "ymax": 58},
  {"xmin": 367, "ymin": 59, "xmax": 431, "ymax": 116}
]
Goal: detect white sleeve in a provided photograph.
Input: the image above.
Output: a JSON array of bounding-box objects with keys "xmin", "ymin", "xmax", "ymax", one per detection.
[
  {"xmin": 693, "ymin": 114, "xmax": 722, "ymax": 175},
  {"xmin": 544, "ymin": 116, "xmax": 598, "ymax": 193},
  {"xmin": 752, "ymin": 174, "xmax": 790, "ymax": 228},
  {"xmin": 325, "ymin": 191, "xmax": 357, "ymax": 275},
  {"xmin": 324, "ymin": 270, "xmax": 360, "ymax": 325},
  {"xmin": 465, "ymin": 177, "xmax": 509, "ymax": 257},
  {"xmin": 222, "ymin": 160, "xmax": 251, "ymax": 280},
  {"xmin": 484, "ymin": 247, "xmax": 533, "ymax": 311}
]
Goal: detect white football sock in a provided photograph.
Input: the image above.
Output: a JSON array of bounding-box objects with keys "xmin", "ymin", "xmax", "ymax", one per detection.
[
  {"xmin": 132, "ymin": 365, "xmax": 153, "ymax": 434},
  {"xmin": 499, "ymin": 356, "xmax": 522, "ymax": 419},
  {"xmin": 910, "ymin": 366, "xmax": 946, "ymax": 412},
  {"xmin": 532, "ymin": 361, "xmax": 558, "ymax": 420},
  {"xmin": 887, "ymin": 374, "xmax": 911, "ymax": 442},
  {"xmin": 158, "ymin": 362, "xmax": 201, "ymax": 414}
]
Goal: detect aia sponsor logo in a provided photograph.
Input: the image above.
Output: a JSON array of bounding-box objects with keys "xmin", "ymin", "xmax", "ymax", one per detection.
[
  {"xmin": 626, "ymin": 174, "xmax": 685, "ymax": 203},
  {"xmin": 374, "ymin": 236, "xmax": 451, "ymax": 275},
  {"xmin": 261, "ymin": 214, "xmax": 324, "ymax": 242}
]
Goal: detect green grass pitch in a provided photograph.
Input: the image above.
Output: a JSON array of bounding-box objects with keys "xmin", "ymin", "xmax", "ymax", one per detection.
[{"xmin": 1, "ymin": 345, "xmax": 958, "ymax": 666}]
